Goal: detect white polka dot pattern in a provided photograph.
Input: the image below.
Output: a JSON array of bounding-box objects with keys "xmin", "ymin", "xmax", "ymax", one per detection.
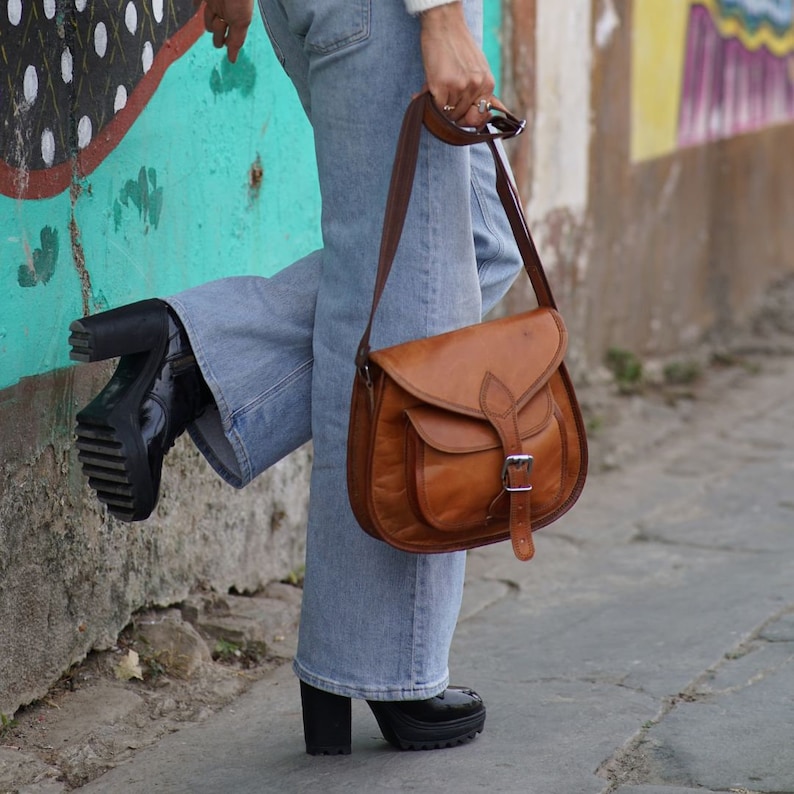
[
  {"xmin": 7, "ymin": 0, "xmax": 22, "ymax": 25},
  {"xmin": 95, "ymin": 22, "xmax": 108, "ymax": 57},
  {"xmin": 23, "ymin": 64, "xmax": 38, "ymax": 104},
  {"xmin": 61, "ymin": 48, "xmax": 73, "ymax": 84},
  {"xmin": 41, "ymin": 129, "xmax": 55, "ymax": 167},
  {"xmin": 125, "ymin": 2, "xmax": 138, "ymax": 34},
  {"xmin": 1, "ymin": 0, "xmax": 199, "ymax": 174}
]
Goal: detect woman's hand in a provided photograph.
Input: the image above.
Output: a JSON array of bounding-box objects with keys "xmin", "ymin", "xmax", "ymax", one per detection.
[
  {"xmin": 196, "ymin": 0, "xmax": 254, "ymax": 63},
  {"xmin": 419, "ymin": 2, "xmax": 496, "ymax": 127}
]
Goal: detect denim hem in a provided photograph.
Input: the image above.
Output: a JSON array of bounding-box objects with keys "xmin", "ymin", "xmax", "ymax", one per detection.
[
  {"xmin": 292, "ymin": 659, "xmax": 449, "ymax": 701},
  {"xmin": 186, "ymin": 422, "xmax": 246, "ymax": 489},
  {"xmin": 165, "ymin": 296, "xmax": 254, "ymax": 487}
]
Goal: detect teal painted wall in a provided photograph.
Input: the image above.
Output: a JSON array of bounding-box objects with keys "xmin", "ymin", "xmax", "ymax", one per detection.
[
  {"xmin": 0, "ymin": 3, "xmax": 501, "ymax": 393},
  {"xmin": 1, "ymin": 22, "xmax": 320, "ymax": 392},
  {"xmin": 484, "ymin": 0, "xmax": 502, "ymax": 77}
]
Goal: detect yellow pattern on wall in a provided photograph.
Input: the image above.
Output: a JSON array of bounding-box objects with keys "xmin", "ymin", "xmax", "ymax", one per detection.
[
  {"xmin": 699, "ymin": 0, "xmax": 794, "ymax": 53},
  {"xmin": 631, "ymin": 0, "xmax": 689, "ymax": 162}
]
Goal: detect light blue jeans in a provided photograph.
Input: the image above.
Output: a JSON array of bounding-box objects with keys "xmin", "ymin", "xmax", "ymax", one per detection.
[{"xmin": 167, "ymin": 0, "xmax": 522, "ymax": 700}]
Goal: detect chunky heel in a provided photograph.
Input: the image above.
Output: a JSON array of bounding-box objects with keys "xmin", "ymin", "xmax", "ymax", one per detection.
[
  {"xmin": 69, "ymin": 299, "xmax": 168, "ymax": 362},
  {"xmin": 69, "ymin": 300, "xmax": 208, "ymax": 522},
  {"xmin": 300, "ymin": 682, "xmax": 352, "ymax": 756}
]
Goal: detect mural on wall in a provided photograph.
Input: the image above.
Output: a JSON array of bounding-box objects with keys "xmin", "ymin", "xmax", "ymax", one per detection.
[
  {"xmin": 0, "ymin": 0, "xmax": 319, "ymax": 393},
  {"xmin": 0, "ymin": 0, "xmax": 203, "ymax": 199},
  {"xmin": 631, "ymin": 0, "xmax": 794, "ymax": 161},
  {"xmin": 0, "ymin": 0, "xmax": 501, "ymax": 394}
]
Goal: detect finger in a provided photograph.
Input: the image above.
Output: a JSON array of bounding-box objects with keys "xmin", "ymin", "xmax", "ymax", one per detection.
[
  {"xmin": 451, "ymin": 98, "xmax": 480, "ymax": 125},
  {"xmin": 445, "ymin": 80, "xmax": 491, "ymax": 123},
  {"xmin": 442, "ymin": 98, "xmax": 463, "ymax": 117},
  {"xmin": 487, "ymin": 96, "xmax": 508, "ymax": 117},
  {"xmin": 439, "ymin": 80, "xmax": 469, "ymax": 121},
  {"xmin": 433, "ymin": 88, "xmax": 467, "ymax": 122},
  {"xmin": 461, "ymin": 101, "xmax": 493, "ymax": 129},
  {"xmin": 461, "ymin": 78, "xmax": 498, "ymax": 126},
  {"xmin": 427, "ymin": 87, "xmax": 458, "ymax": 115},
  {"xmin": 464, "ymin": 72, "xmax": 496, "ymax": 110},
  {"xmin": 211, "ymin": 17, "xmax": 227, "ymax": 49},
  {"xmin": 224, "ymin": 23, "xmax": 250, "ymax": 63}
]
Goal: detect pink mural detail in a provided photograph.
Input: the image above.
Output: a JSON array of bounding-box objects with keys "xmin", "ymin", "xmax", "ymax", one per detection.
[{"xmin": 678, "ymin": 4, "xmax": 794, "ymax": 146}]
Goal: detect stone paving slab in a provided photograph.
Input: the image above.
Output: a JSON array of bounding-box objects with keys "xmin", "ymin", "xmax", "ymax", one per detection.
[{"xmin": 642, "ymin": 628, "xmax": 794, "ymax": 792}]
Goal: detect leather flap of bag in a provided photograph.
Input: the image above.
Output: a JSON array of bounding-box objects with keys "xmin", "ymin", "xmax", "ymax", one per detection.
[
  {"xmin": 371, "ymin": 307, "xmax": 567, "ymax": 418},
  {"xmin": 405, "ymin": 386, "xmax": 553, "ymax": 453}
]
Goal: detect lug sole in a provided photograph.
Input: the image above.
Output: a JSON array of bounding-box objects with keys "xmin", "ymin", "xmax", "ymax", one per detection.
[{"xmin": 73, "ymin": 347, "xmax": 166, "ymax": 523}]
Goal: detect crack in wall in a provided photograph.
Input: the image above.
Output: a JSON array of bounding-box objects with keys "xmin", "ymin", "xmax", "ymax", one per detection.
[{"xmin": 69, "ymin": 179, "xmax": 92, "ymax": 317}]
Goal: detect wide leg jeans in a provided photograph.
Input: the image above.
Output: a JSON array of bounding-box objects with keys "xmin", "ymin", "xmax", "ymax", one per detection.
[{"xmin": 167, "ymin": 0, "xmax": 522, "ymax": 699}]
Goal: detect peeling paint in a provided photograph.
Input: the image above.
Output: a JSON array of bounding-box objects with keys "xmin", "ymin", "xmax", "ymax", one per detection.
[
  {"xmin": 248, "ymin": 154, "xmax": 264, "ymax": 202},
  {"xmin": 657, "ymin": 161, "xmax": 683, "ymax": 216},
  {"xmin": 531, "ymin": 0, "xmax": 592, "ymax": 219},
  {"xmin": 595, "ymin": 0, "xmax": 620, "ymax": 49},
  {"xmin": 537, "ymin": 206, "xmax": 590, "ymax": 286},
  {"xmin": 209, "ymin": 50, "xmax": 257, "ymax": 97},
  {"xmin": 113, "ymin": 166, "xmax": 164, "ymax": 231}
]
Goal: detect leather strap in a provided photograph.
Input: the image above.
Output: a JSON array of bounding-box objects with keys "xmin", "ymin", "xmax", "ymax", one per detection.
[{"xmin": 356, "ymin": 92, "xmax": 538, "ymax": 369}]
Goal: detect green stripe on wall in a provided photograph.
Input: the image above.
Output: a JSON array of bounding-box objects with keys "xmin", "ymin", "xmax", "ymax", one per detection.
[{"xmin": 484, "ymin": 0, "xmax": 503, "ymax": 93}]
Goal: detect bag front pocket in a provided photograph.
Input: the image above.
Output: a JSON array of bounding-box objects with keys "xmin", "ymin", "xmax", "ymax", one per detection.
[{"xmin": 404, "ymin": 387, "xmax": 566, "ymax": 533}]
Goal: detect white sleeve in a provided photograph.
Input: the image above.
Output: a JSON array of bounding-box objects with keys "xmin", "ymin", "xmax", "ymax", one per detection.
[{"xmin": 404, "ymin": 0, "xmax": 459, "ymax": 15}]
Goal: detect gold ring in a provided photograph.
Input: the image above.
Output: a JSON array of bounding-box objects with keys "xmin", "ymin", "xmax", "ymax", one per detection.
[
  {"xmin": 474, "ymin": 99, "xmax": 493, "ymax": 114},
  {"xmin": 443, "ymin": 104, "xmax": 456, "ymax": 112}
]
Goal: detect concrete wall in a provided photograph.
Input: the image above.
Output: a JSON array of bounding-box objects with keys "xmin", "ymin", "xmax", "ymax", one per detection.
[
  {"xmin": 0, "ymin": 1, "xmax": 502, "ymax": 716},
  {"xmin": 584, "ymin": 0, "xmax": 794, "ymax": 362},
  {"xmin": 502, "ymin": 0, "xmax": 794, "ymax": 371}
]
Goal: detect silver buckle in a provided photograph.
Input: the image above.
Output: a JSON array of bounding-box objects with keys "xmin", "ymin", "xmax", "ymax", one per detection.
[
  {"xmin": 501, "ymin": 454, "xmax": 534, "ymax": 492},
  {"xmin": 358, "ymin": 363, "xmax": 373, "ymax": 389}
]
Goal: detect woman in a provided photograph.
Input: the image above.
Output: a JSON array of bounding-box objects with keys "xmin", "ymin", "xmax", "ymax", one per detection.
[{"xmin": 70, "ymin": 0, "xmax": 522, "ymax": 754}]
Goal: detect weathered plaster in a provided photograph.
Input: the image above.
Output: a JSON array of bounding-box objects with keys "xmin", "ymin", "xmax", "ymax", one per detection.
[
  {"xmin": 0, "ymin": 368, "xmax": 311, "ymax": 717},
  {"xmin": 529, "ymin": 0, "xmax": 593, "ymax": 222}
]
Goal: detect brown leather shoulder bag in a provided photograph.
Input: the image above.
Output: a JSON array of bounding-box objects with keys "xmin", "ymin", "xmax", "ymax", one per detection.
[{"xmin": 347, "ymin": 93, "xmax": 588, "ymax": 562}]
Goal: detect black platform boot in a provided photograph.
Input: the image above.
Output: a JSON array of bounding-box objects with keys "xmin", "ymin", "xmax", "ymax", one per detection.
[
  {"xmin": 300, "ymin": 681, "xmax": 486, "ymax": 754},
  {"xmin": 69, "ymin": 299, "xmax": 212, "ymax": 521}
]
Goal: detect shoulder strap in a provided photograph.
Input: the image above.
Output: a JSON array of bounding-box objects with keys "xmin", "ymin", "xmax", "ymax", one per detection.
[{"xmin": 355, "ymin": 92, "xmax": 554, "ymax": 369}]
